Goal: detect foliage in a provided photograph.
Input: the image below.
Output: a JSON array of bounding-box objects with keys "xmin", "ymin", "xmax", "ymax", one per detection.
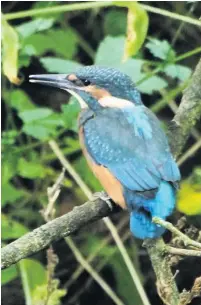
[
  {"xmin": 116, "ymin": 1, "xmax": 149, "ymax": 60},
  {"xmin": 82, "ymin": 235, "xmax": 144, "ymax": 305},
  {"xmin": 19, "ymin": 259, "xmax": 66, "ymax": 305},
  {"xmin": 1, "ymin": 15, "xmax": 20, "ymax": 84},
  {"xmin": 1, "ymin": 2, "xmax": 201, "ymax": 305},
  {"xmin": 2, "ymin": 265, "xmax": 18, "ymax": 285},
  {"xmin": 177, "ymin": 168, "xmax": 201, "ymax": 216}
]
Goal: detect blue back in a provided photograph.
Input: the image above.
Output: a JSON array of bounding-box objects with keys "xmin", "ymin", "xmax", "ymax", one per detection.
[{"xmin": 81, "ymin": 105, "xmax": 180, "ymax": 239}]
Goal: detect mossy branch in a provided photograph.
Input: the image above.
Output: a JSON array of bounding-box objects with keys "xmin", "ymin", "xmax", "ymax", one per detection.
[
  {"xmin": 168, "ymin": 58, "xmax": 201, "ymax": 158},
  {"xmin": 1, "ymin": 198, "xmax": 112, "ymax": 269}
]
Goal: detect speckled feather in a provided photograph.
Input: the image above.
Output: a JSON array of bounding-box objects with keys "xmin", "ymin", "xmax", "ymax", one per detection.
[
  {"xmin": 76, "ymin": 66, "xmax": 142, "ymax": 105},
  {"xmin": 81, "ymin": 105, "xmax": 180, "ymax": 191}
]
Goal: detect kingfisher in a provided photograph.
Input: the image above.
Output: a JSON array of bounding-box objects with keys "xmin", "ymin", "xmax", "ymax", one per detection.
[{"xmin": 29, "ymin": 66, "xmax": 181, "ymax": 239}]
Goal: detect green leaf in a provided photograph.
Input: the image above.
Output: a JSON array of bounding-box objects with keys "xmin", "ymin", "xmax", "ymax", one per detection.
[
  {"xmin": 40, "ymin": 57, "xmax": 82, "ymax": 73},
  {"xmin": 96, "ymin": 36, "xmax": 148, "ymax": 82},
  {"xmin": 18, "ymin": 54, "xmax": 31, "ymax": 69},
  {"xmin": 2, "ymin": 155, "xmax": 19, "ymax": 184},
  {"xmin": 19, "ymin": 108, "xmax": 53, "ymax": 123},
  {"xmin": 2, "ymin": 183, "xmax": 25, "ymax": 207},
  {"xmin": 1, "ymin": 15, "xmax": 20, "ymax": 84},
  {"xmin": 2, "ymin": 265, "xmax": 18, "ymax": 285},
  {"xmin": 21, "ymin": 34, "xmax": 49, "ymax": 56},
  {"xmin": 104, "ymin": 10, "xmax": 127, "ymax": 36},
  {"xmin": 96, "ymin": 36, "xmax": 143, "ymax": 80},
  {"xmin": 2, "ymin": 130, "xmax": 18, "ymax": 145},
  {"xmin": 146, "ymin": 38, "xmax": 176, "ymax": 61},
  {"xmin": 47, "ymin": 29, "xmax": 78, "ymax": 58},
  {"xmin": 41, "ymin": 113, "xmax": 65, "ymax": 127},
  {"xmin": 20, "ymin": 108, "xmax": 64, "ymax": 140},
  {"xmin": 138, "ymin": 76, "xmax": 168, "ymax": 94},
  {"xmin": 17, "ymin": 158, "xmax": 47, "ymax": 179},
  {"xmin": 19, "ymin": 259, "xmax": 47, "ymax": 305},
  {"xmin": 96, "ymin": 36, "xmax": 168, "ymax": 94},
  {"xmin": 32, "ymin": 281, "xmax": 66, "ymax": 305},
  {"xmin": 164, "ymin": 64, "xmax": 192, "ymax": 81},
  {"xmin": 22, "ymin": 124, "xmax": 52, "ymax": 140},
  {"xmin": 10, "ymin": 89, "xmax": 35, "ymax": 112},
  {"xmin": 2, "ymin": 214, "xmax": 29, "ymax": 239},
  {"xmin": 23, "ymin": 29, "xmax": 78, "ymax": 59},
  {"xmin": 62, "ymin": 138, "xmax": 81, "ymax": 155},
  {"xmin": 61, "ymin": 98, "xmax": 80, "ymax": 131},
  {"xmin": 96, "ymin": 36, "xmax": 125, "ymax": 66},
  {"xmin": 119, "ymin": 59, "xmax": 144, "ymax": 83},
  {"xmin": 19, "ymin": 259, "xmax": 66, "ymax": 305},
  {"xmin": 116, "ymin": 1, "xmax": 149, "ymax": 59},
  {"xmin": 16, "ymin": 18, "xmax": 55, "ymax": 38}
]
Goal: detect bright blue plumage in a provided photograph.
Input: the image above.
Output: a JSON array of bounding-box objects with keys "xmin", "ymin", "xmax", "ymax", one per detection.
[
  {"xmin": 82, "ymin": 104, "xmax": 180, "ymax": 239},
  {"xmin": 30, "ymin": 65, "xmax": 181, "ymax": 239}
]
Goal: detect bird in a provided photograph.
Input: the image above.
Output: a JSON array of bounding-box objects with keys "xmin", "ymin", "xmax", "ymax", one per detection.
[{"xmin": 29, "ymin": 66, "xmax": 181, "ymax": 239}]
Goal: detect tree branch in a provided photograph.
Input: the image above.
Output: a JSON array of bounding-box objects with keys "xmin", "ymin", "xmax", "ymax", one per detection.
[
  {"xmin": 168, "ymin": 58, "xmax": 201, "ymax": 158},
  {"xmin": 166, "ymin": 247, "xmax": 201, "ymax": 257},
  {"xmin": 153, "ymin": 217, "xmax": 201, "ymax": 249},
  {"xmin": 143, "ymin": 58, "xmax": 201, "ymax": 305},
  {"xmin": 2, "ymin": 58, "xmax": 201, "ymax": 305},
  {"xmin": 1, "ymin": 198, "xmax": 112, "ymax": 269}
]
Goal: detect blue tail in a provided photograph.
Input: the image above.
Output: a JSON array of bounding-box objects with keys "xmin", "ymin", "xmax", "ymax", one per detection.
[
  {"xmin": 130, "ymin": 210, "xmax": 165, "ymax": 239},
  {"xmin": 128, "ymin": 181, "xmax": 176, "ymax": 239}
]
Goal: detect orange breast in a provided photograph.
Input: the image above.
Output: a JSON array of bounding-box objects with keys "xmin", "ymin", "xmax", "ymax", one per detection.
[{"xmin": 79, "ymin": 127, "xmax": 126, "ymax": 209}]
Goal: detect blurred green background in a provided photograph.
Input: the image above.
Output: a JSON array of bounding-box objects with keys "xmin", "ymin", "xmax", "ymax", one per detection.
[{"xmin": 1, "ymin": 1, "xmax": 201, "ymax": 305}]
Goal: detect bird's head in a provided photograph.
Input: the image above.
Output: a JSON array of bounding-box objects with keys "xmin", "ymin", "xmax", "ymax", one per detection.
[{"xmin": 29, "ymin": 65, "xmax": 142, "ymax": 111}]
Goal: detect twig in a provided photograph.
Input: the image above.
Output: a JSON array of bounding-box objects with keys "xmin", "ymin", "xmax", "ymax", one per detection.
[
  {"xmin": 42, "ymin": 168, "xmax": 66, "ymax": 222},
  {"xmin": 177, "ymin": 138, "xmax": 201, "ymax": 166},
  {"xmin": 42, "ymin": 170, "xmax": 66, "ymax": 305},
  {"xmin": 4, "ymin": 2, "xmax": 201, "ymax": 26},
  {"xmin": 44, "ymin": 247, "xmax": 59, "ymax": 305},
  {"xmin": 166, "ymin": 246, "xmax": 201, "ymax": 257},
  {"xmin": 64, "ymin": 215, "xmax": 129, "ymax": 289},
  {"xmin": 143, "ymin": 238, "xmax": 180, "ymax": 305},
  {"xmin": 152, "ymin": 217, "xmax": 201, "ymax": 250},
  {"xmin": 67, "ymin": 230, "xmax": 131, "ymax": 304},
  {"xmin": 65, "ymin": 236, "xmax": 125, "ymax": 305},
  {"xmin": 44, "ymin": 169, "xmax": 123, "ymax": 305},
  {"xmin": 1, "ymin": 198, "xmax": 112, "ymax": 269}
]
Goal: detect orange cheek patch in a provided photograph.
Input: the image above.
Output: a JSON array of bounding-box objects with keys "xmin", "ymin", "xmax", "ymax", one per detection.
[
  {"xmin": 68, "ymin": 74, "xmax": 78, "ymax": 81},
  {"xmin": 84, "ymin": 86, "xmax": 111, "ymax": 100}
]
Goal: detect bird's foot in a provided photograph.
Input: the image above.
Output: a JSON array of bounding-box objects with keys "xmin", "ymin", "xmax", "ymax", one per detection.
[{"xmin": 93, "ymin": 191, "xmax": 113, "ymax": 211}]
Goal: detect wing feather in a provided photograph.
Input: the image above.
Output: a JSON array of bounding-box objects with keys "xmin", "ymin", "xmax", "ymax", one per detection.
[{"xmin": 82, "ymin": 105, "xmax": 180, "ymax": 192}]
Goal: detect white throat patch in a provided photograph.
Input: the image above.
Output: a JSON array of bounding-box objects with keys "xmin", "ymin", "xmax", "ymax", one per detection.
[
  {"xmin": 66, "ymin": 89, "xmax": 88, "ymax": 109},
  {"xmin": 99, "ymin": 96, "xmax": 135, "ymax": 108}
]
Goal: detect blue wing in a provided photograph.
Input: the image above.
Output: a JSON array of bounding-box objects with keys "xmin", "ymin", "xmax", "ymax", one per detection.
[{"xmin": 82, "ymin": 105, "xmax": 180, "ymax": 193}]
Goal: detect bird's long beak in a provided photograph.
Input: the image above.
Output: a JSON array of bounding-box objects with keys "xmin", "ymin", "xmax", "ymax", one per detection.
[{"xmin": 29, "ymin": 74, "xmax": 78, "ymax": 91}]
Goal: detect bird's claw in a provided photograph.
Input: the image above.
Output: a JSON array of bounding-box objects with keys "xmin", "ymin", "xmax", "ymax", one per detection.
[{"xmin": 93, "ymin": 191, "xmax": 113, "ymax": 211}]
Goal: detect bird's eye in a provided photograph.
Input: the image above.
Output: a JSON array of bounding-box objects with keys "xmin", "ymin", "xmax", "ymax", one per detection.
[{"xmin": 82, "ymin": 79, "xmax": 91, "ymax": 86}]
